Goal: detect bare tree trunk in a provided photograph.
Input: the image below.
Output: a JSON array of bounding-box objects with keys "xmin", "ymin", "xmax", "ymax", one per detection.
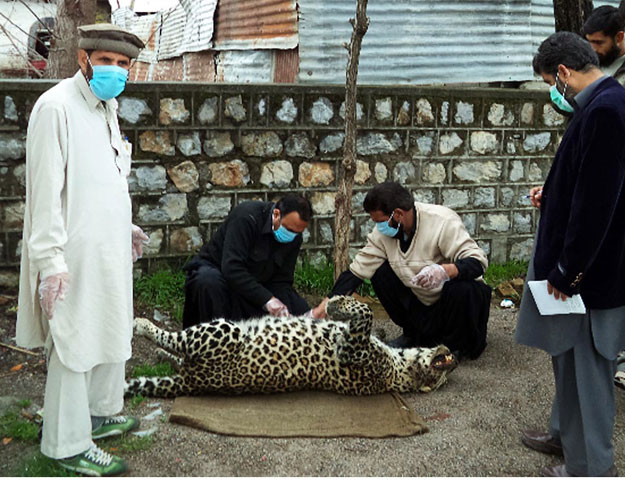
[
  {"xmin": 333, "ymin": 0, "xmax": 369, "ymax": 280},
  {"xmin": 553, "ymin": 0, "xmax": 593, "ymax": 33},
  {"xmin": 45, "ymin": 0, "xmax": 97, "ymax": 79}
]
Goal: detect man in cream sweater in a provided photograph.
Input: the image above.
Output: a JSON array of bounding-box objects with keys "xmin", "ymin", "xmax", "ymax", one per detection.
[{"xmin": 314, "ymin": 182, "xmax": 491, "ymax": 360}]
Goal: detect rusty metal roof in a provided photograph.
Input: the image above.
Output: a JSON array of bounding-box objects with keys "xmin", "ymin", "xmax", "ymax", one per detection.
[{"xmin": 213, "ymin": 0, "xmax": 298, "ymax": 50}]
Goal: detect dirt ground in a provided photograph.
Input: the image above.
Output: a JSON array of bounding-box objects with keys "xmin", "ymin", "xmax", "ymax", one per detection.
[{"xmin": 1, "ymin": 288, "xmax": 625, "ymax": 477}]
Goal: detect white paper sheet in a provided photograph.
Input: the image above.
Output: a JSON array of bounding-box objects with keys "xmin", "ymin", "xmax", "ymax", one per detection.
[{"xmin": 528, "ymin": 280, "xmax": 587, "ymax": 316}]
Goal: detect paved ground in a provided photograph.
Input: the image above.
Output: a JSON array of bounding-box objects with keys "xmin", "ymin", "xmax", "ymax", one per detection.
[{"xmin": 1, "ymin": 296, "xmax": 625, "ymax": 476}]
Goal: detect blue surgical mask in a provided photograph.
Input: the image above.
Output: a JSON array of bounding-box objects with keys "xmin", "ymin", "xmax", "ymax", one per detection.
[
  {"xmin": 376, "ymin": 212, "xmax": 400, "ymax": 237},
  {"xmin": 549, "ymin": 75, "xmax": 575, "ymax": 114},
  {"xmin": 273, "ymin": 224, "xmax": 298, "ymax": 243},
  {"xmin": 87, "ymin": 56, "xmax": 129, "ymax": 101}
]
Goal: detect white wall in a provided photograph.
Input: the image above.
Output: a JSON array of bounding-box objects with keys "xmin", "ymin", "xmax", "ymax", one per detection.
[{"xmin": 0, "ymin": 0, "xmax": 56, "ymax": 75}]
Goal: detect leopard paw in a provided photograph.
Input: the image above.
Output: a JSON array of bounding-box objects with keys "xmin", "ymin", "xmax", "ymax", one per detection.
[{"xmin": 133, "ymin": 317, "xmax": 153, "ymax": 337}]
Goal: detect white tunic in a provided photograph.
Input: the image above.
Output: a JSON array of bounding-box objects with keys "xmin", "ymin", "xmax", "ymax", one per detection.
[{"xmin": 17, "ymin": 71, "xmax": 133, "ymax": 372}]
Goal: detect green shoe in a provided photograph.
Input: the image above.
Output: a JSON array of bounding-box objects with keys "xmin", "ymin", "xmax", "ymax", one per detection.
[
  {"xmin": 57, "ymin": 445, "xmax": 127, "ymax": 477},
  {"xmin": 92, "ymin": 415, "xmax": 140, "ymax": 440}
]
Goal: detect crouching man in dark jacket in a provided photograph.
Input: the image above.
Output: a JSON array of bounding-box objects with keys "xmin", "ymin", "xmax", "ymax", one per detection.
[{"xmin": 182, "ymin": 194, "xmax": 312, "ymax": 328}]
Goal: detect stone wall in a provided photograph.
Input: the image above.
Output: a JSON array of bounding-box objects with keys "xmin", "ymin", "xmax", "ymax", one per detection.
[{"xmin": 0, "ymin": 80, "xmax": 565, "ymax": 285}]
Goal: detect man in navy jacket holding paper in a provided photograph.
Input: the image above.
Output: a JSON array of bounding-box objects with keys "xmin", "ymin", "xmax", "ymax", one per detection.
[{"xmin": 516, "ymin": 31, "xmax": 625, "ymax": 477}]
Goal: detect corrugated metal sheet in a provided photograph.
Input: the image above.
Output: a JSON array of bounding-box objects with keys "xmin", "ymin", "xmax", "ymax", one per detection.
[
  {"xmin": 158, "ymin": 1, "xmax": 217, "ymax": 59},
  {"xmin": 298, "ymin": 0, "xmax": 621, "ymax": 85},
  {"xmin": 157, "ymin": 6, "xmax": 188, "ymax": 59},
  {"xmin": 178, "ymin": 0, "xmax": 217, "ymax": 55},
  {"xmin": 274, "ymin": 47, "xmax": 298, "ymax": 82},
  {"xmin": 214, "ymin": 0, "xmax": 297, "ymax": 50},
  {"xmin": 183, "ymin": 51, "xmax": 216, "ymax": 81},
  {"xmin": 216, "ymin": 50, "xmax": 273, "ymax": 82},
  {"xmin": 112, "ymin": 8, "xmax": 160, "ymax": 64},
  {"xmin": 112, "ymin": 1, "xmax": 216, "ymax": 62},
  {"xmin": 109, "ymin": 0, "xmax": 179, "ymax": 13}
]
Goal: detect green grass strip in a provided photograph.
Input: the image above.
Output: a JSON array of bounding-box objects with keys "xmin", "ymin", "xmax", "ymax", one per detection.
[
  {"xmin": 483, "ymin": 260, "xmax": 529, "ymax": 288},
  {"xmin": 131, "ymin": 362, "xmax": 175, "ymax": 378},
  {"xmin": 134, "ymin": 267, "xmax": 186, "ymax": 322}
]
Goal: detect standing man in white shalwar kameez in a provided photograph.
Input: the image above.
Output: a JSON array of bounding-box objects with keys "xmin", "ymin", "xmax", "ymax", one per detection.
[{"xmin": 16, "ymin": 23, "xmax": 148, "ymax": 477}]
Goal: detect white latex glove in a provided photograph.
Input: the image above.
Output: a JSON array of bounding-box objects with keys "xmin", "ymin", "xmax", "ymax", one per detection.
[
  {"xmin": 264, "ymin": 297, "xmax": 290, "ymax": 317},
  {"xmin": 410, "ymin": 264, "xmax": 450, "ymax": 290},
  {"xmin": 311, "ymin": 297, "xmax": 329, "ymax": 320},
  {"xmin": 38, "ymin": 272, "xmax": 70, "ymax": 319},
  {"xmin": 132, "ymin": 224, "xmax": 150, "ymax": 262}
]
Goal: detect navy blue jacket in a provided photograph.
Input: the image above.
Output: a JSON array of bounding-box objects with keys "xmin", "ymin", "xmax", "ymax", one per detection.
[{"xmin": 534, "ymin": 76, "xmax": 625, "ymax": 309}]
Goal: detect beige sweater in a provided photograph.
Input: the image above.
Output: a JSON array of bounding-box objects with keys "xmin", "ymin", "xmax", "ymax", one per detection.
[{"xmin": 349, "ymin": 202, "xmax": 488, "ymax": 306}]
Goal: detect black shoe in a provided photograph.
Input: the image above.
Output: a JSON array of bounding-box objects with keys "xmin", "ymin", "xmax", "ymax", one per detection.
[{"xmin": 386, "ymin": 334, "xmax": 417, "ymax": 348}]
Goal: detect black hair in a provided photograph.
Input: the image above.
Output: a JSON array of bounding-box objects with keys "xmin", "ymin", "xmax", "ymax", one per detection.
[
  {"xmin": 276, "ymin": 194, "xmax": 313, "ymax": 222},
  {"xmin": 532, "ymin": 31, "xmax": 599, "ymax": 77},
  {"xmin": 582, "ymin": 5, "xmax": 625, "ymax": 38},
  {"xmin": 362, "ymin": 182, "xmax": 413, "ymax": 215}
]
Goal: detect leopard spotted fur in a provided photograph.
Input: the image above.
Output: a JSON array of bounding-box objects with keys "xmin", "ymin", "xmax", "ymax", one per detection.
[{"xmin": 125, "ymin": 295, "xmax": 457, "ymax": 397}]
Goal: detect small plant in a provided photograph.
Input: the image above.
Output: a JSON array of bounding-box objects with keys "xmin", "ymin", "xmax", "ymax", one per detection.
[
  {"xmin": 129, "ymin": 394, "xmax": 146, "ymax": 410},
  {"xmin": 132, "ymin": 362, "xmax": 175, "ymax": 378},
  {"xmin": 0, "ymin": 410, "xmax": 39, "ymax": 442},
  {"xmin": 16, "ymin": 399, "xmax": 32, "ymax": 409},
  {"xmin": 483, "ymin": 260, "xmax": 529, "ymax": 288},
  {"xmin": 295, "ymin": 260, "xmax": 380, "ymax": 299},
  {"xmin": 294, "ymin": 261, "xmax": 335, "ymax": 296},
  {"xmin": 134, "ymin": 268, "xmax": 186, "ymax": 322},
  {"xmin": 357, "ymin": 278, "xmax": 376, "ymax": 298}
]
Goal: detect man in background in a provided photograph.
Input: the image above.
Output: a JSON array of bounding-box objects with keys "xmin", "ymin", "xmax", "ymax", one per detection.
[{"xmin": 583, "ymin": 5, "xmax": 625, "ymax": 84}]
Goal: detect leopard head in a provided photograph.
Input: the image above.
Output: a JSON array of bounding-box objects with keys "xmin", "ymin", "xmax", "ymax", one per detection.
[{"xmin": 404, "ymin": 344, "xmax": 458, "ymax": 392}]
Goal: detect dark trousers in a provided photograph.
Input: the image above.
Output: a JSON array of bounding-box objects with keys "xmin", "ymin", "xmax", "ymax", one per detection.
[
  {"xmin": 182, "ymin": 261, "xmax": 309, "ymax": 328},
  {"xmin": 370, "ymin": 261, "xmax": 491, "ymax": 359},
  {"xmin": 548, "ymin": 318, "xmax": 616, "ymax": 476}
]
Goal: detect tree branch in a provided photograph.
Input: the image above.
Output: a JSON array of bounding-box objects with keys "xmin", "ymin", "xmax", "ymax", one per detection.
[
  {"xmin": 333, "ymin": 0, "xmax": 369, "ymax": 279},
  {"xmin": 0, "ymin": 341, "xmax": 38, "ymax": 356}
]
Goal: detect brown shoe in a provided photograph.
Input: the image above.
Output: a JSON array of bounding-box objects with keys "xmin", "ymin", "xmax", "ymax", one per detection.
[
  {"xmin": 541, "ymin": 463, "xmax": 618, "ymax": 477},
  {"xmin": 521, "ymin": 430, "xmax": 563, "ymax": 456}
]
